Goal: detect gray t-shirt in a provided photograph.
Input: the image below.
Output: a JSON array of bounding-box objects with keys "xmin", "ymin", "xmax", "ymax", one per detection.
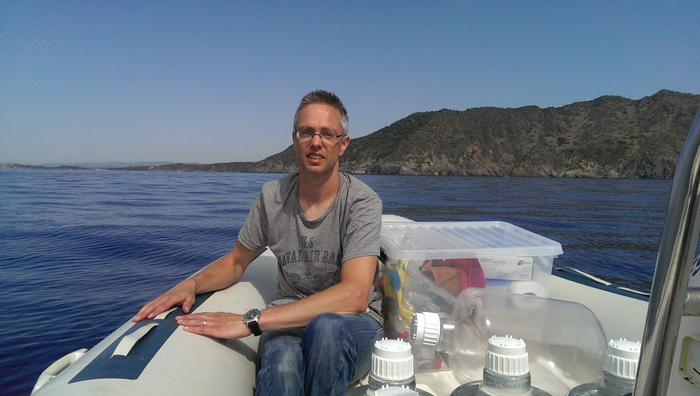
[{"xmin": 238, "ymin": 172, "xmax": 383, "ymax": 324}]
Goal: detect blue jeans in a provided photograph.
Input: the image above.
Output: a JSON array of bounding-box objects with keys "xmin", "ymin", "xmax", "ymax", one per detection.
[{"xmin": 254, "ymin": 312, "xmax": 383, "ymax": 396}]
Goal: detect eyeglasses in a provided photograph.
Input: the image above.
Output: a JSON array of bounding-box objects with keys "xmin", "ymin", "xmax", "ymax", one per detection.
[{"xmin": 294, "ymin": 129, "xmax": 346, "ymax": 144}]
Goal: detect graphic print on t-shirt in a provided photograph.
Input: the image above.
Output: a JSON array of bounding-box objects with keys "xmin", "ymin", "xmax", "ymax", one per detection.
[{"xmin": 276, "ymin": 234, "xmax": 343, "ymax": 295}]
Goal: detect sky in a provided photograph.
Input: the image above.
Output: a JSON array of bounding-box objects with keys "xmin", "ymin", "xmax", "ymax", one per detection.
[{"xmin": 1, "ymin": 1, "xmax": 698, "ymax": 165}]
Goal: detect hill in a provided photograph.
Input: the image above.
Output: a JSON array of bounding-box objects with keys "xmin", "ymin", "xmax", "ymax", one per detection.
[{"xmin": 250, "ymin": 90, "xmax": 700, "ymax": 178}]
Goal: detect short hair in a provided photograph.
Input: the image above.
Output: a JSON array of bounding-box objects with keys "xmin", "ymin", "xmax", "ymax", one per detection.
[{"xmin": 293, "ymin": 90, "xmax": 349, "ymax": 135}]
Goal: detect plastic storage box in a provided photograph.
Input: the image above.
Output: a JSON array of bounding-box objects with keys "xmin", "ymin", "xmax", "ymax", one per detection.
[{"xmin": 380, "ymin": 221, "xmax": 563, "ymax": 338}]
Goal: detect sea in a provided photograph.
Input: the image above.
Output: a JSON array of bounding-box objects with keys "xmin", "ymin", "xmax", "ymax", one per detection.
[{"xmin": 0, "ymin": 169, "xmax": 672, "ymax": 395}]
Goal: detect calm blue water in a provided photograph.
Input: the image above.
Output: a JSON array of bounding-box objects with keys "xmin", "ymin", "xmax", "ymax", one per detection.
[{"xmin": 0, "ymin": 170, "xmax": 671, "ymax": 395}]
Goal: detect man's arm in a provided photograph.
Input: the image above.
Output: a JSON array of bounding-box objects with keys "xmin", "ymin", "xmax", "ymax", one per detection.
[
  {"xmin": 174, "ymin": 254, "xmax": 377, "ymax": 338},
  {"xmin": 259, "ymin": 254, "xmax": 377, "ymax": 329},
  {"xmin": 132, "ymin": 241, "xmax": 258, "ymax": 322}
]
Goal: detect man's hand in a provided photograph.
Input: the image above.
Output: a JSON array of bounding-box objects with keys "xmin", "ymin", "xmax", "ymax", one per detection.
[
  {"xmin": 132, "ymin": 243, "xmax": 257, "ymax": 322},
  {"xmin": 175, "ymin": 312, "xmax": 252, "ymax": 339},
  {"xmin": 132, "ymin": 281, "xmax": 196, "ymax": 322}
]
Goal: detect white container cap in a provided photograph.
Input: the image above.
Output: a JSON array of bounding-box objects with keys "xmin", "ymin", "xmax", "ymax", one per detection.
[
  {"xmin": 410, "ymin": 312, "xmax": 441, "ymax": 348},
  {"xmin": 485, "ymin": 335, "xmax": 529, "ymax": 376},
  {"xmin": 605, "ymin": 338, "xmax": 641, "ymax": 379},
  {"xmin": 374, "ymin": 385, "xmax": 420, "ymax": 396},
  {"xmin": 372, "ymin": 338, "xmax": 414, "ymax": 382}
]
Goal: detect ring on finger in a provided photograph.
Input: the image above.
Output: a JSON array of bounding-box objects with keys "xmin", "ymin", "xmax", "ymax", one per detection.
[{"xmin": 203, "ymin": 320, "xmax": 207, "ymax": 326}]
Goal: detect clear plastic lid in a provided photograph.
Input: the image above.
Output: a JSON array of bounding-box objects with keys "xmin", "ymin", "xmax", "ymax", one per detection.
[{"xmin": 380, "ymin": 222, "xmax": 563, "ymax": 261}]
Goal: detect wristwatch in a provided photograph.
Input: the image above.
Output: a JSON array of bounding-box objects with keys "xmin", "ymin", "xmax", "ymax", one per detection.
[{"xmin": 243, "ymin": 308, "xmax": 262, "ymax": 336}]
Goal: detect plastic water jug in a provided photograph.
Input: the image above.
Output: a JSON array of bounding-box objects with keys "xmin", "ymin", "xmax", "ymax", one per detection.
[
  {"xmin": 566, "ymin": 339, "xmax": 640, "ymax": 396},
  {"xmin": 345, "ymin": 339, "xmax": 433, "ymax": 396},
  {"xmin": 449, "ymin": 335, "xmax": 553, "ymax": 396},
  {"xmin": 410, "ymin": 288, "xmax": 607, "ymax": 396}
]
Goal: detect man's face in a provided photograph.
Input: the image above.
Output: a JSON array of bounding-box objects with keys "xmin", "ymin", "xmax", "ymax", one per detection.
[{"xmin": 293, "ymin": 103, "xmax": 349, "ymax": 176}]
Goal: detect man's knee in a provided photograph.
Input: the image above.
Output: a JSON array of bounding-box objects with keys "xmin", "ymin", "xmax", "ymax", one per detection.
[
  {"xmin": 258, "ymin": 336, "xmax": 302, "ymax": 375},
  {"xmin": 305, "ymin": 313, "xmax": 349, "ymax": 342},
  {"xmin": 259, "ymin": 334, "xmax": 302, "ymax": 363},
  {"xmin": 305, "ymin": 313, "xmax": 380, "ymax": 350},
  {"xmin": 271, "ymin": 352, "xmax": 302, "ymax": 380},
  {"xmin": 307, "ymin": 312, "xmax": 344, "ymax": 328},
  {"xmin": 256, "ymin": 335, "xmax": 304, "ymax": 396},
  {"xmin": 303, "ymin": 313, "xmax": 381, "ymax": 389}
]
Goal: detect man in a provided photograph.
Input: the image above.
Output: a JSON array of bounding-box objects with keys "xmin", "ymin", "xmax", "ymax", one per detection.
[{"xmin": 133, "ymin": 90, "xmax": 384, "ymax": 396}]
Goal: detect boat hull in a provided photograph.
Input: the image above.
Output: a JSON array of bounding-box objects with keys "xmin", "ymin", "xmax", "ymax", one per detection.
[{"xmin": 32, "ymin": 250, "xmax": 279, "ymax": 396}]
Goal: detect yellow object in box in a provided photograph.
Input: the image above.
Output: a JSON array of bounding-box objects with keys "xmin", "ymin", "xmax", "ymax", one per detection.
[{"xmin": 382, "ymin": 258, "xmax": 413, "ymax": 337}]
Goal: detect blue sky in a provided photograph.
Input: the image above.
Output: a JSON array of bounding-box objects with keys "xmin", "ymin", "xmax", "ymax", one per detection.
[{"xmin": 1, "ymin": 1, "xmax": 698, "ymax": 165}]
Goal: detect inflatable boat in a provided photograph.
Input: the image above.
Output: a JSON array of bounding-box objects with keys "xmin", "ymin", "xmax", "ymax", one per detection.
[{"xmin": 32, "ymin": 110, "xmax": 700, "ymax": 396}]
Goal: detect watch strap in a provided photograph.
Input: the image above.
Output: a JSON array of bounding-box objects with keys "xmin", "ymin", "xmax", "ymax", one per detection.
[{"xmin": 246, "ymin": 319, "xmax": 262, "ymax": 336}]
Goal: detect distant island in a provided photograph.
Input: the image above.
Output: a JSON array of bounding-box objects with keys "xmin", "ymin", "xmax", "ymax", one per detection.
[{"xmin": 3, "ymin": 89, "xmax": 700, "ymax": 179}]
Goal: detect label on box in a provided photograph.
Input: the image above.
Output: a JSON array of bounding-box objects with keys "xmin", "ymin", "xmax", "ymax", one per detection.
[{"xmin": 477, "ymin": 256, "xmax": 533, "ymax": 281}]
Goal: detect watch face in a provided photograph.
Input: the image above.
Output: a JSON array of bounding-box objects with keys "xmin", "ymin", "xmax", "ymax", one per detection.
[{"xmin": 244, "ymin": 308, "xmax": 261, "ymax": 321}]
